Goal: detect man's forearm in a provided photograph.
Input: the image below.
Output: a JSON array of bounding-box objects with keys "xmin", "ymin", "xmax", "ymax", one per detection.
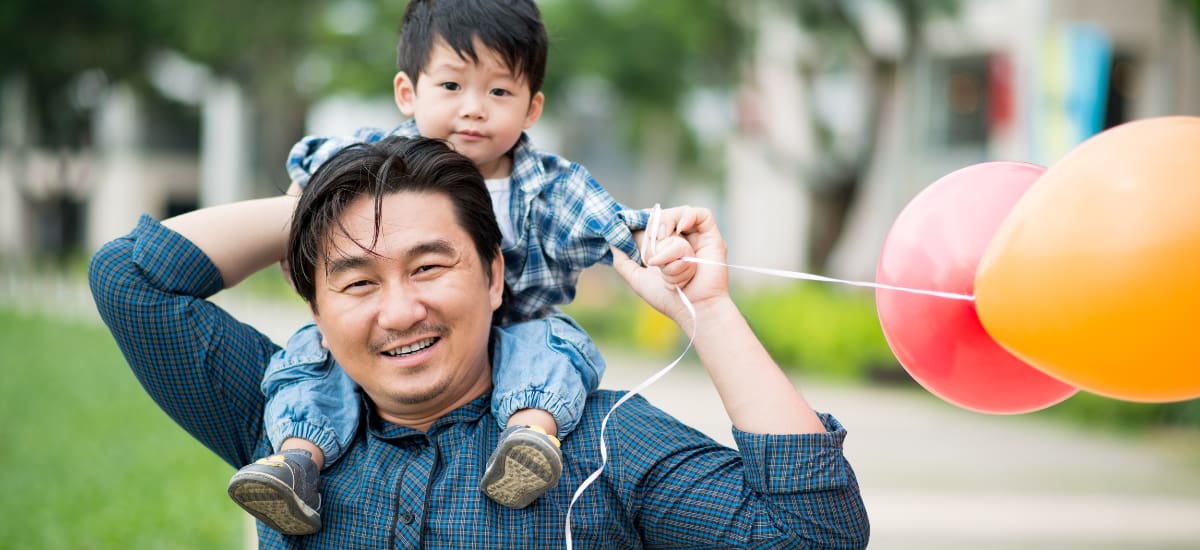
[
  {"xmin": 691, "ymin": 297, "xmax": 827, "ymax": 435},
  {"xmin": 162, "ymin": 196, "xmax": 298, "ymax": 288}
]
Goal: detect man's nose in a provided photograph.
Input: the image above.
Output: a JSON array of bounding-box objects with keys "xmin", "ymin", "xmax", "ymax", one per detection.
[{"xmin": 376, "ymin": 284, "xmax": 427, "ymax": 330}]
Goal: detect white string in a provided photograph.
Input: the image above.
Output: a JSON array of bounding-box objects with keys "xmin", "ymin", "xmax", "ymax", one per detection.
[
  {"xmin": 563, "ymin": 205, "xmax": 971, "ymax": 547},
  {"xmin": 565, "ymin": 206, "xmax": 697, "ymax": 550},
  {"xmin": 682, "ymin": 257, "xmax": 975, "ymax": 301}
]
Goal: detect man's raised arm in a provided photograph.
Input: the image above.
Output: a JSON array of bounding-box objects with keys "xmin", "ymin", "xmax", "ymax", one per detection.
[
  {"xmin": 88, "ymin": 195, "xmax": 300, "ymax": 468},
  {"xmin": 612, "ymin": 206, "xmax": 825, "ymax": 435},
  {"xmin": 609, "ymin": 206, "xmax": 869, "ymax": 549}
]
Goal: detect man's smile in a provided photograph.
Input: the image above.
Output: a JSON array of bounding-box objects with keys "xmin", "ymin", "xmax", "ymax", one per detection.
[{"xmin": 382, "ymin": 336, "xmax": 439, "ymax": 357}]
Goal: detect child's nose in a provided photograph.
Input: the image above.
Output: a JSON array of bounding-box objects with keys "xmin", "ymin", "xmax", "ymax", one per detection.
[{"xmin": 459, "ymin": 93, "xmax": 486, "ymax": 120}]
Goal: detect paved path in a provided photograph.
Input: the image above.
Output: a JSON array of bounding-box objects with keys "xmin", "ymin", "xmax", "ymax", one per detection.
[{"xmin": 7, "ymin": 272, "xmax": 1200, "ymax": 549}]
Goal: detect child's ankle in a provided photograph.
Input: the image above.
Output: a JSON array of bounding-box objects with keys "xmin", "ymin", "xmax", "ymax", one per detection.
[
  {"xmin": 508, "ymin": 408, "xmax": 559, "ymax": 438},
  {"xmin": 280, "ymin": 437, "xmax": 327, "ymax": 470}
]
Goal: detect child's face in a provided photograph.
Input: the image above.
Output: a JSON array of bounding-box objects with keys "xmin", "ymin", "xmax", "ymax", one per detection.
[{"xmin": 394, "ymin": 38, "xmax": 544, "ymax": 180}]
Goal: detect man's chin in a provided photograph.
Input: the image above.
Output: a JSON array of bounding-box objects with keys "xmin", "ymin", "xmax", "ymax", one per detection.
[{"xmin": 388, "ymin": 378, "xmax": 453, "ymax": 406}]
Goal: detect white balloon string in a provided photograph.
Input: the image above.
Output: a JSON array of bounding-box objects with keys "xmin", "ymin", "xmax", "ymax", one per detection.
[
  {"xmin": 682, "ymin": 257, "xmax": 975, "ymax": 301},
  {"xmin": 565, "ymin": 206, "xmax": 697, "ymax": 550}
]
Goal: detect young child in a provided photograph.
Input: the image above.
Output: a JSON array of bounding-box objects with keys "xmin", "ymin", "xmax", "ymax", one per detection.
[{"xmin": 226, "ymin": 0, "xmax": 683, "ymax": 535}]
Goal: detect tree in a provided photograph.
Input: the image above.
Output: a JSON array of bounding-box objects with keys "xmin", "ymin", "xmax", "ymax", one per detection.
[{"xmin": 769, "ymin": 0, "xmax": 957, "ymax": 273}]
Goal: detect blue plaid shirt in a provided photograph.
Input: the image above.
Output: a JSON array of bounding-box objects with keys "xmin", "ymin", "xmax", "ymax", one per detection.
[
  {"xmin": 287, "ymin": 121, "xmax": 651, "ymax": 324},
  {"xmin": 89, "ymin": 216, "xmax": 870, "ymax": 549}
]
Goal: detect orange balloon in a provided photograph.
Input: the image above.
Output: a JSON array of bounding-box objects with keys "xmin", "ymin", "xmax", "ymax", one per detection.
[{"xmin": 975, "ymin": 116, "xmax": 1200, "ymax": 402}]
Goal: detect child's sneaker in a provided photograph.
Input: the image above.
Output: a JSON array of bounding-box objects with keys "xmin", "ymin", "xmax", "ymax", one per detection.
[
  {"xmin": 227, "ymin": 449, "xmax": 322, "ymax": 535},
  {"xmin": 480, "ymin": 425, "xmax": 563, "ymax": 509}
]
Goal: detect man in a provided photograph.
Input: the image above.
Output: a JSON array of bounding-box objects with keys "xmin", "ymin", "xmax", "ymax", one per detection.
[{"xmin": 89, "ymin": 136, "xmax": 869, "ymax": 548}]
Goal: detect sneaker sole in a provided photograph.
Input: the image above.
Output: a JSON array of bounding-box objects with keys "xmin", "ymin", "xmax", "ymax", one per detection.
[
  {"xmin": 480, "ymin": 432, "xmax": 563, "ymax": 509},
  {"xmin": 228, "ymin": 471, "xmax": 321, "ymax": 535}
]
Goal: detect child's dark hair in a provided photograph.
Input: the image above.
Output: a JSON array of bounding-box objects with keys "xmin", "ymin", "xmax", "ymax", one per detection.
[{"xmin": 397, "ymin": 0, "xmax": 548, "ymax": 94}]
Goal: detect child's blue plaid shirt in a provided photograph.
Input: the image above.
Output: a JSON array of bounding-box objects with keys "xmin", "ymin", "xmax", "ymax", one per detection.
[
  {"xmin": 89, "ymin": 216, "xmax": 870, "ymax": 549},
  {"xmin": 286, "ymin": 121, "xmax": 651, "ymax": 324}
]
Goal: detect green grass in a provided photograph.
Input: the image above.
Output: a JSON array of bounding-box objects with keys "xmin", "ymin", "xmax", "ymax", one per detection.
[{"xmin": 0, "ymin": 308, "xmax": 245, "ymax": 549}]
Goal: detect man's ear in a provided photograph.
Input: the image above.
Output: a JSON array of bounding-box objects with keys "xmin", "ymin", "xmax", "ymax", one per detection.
[
  {"xmin": 489, "ymin": 249, "xmax": 505, "ymax": 312},
  {"xmin": 394, "ymin": 72, "xmax": 417, "ymax": 117},
  {"xmin": 523, "ymin": 91, "xmax": 544, "ymax": 130}
]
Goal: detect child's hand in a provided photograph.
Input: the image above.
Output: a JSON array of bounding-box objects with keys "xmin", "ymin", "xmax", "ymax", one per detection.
[
  {"xmin": 641, "ymin": 205, "xmax": 706, "ymax": 289},
  {"xmin": 644, "ymin": 233, "xmax": 697, "ymax": 290}
]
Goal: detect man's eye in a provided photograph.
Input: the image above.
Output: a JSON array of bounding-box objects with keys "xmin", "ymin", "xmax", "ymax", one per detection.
[
  {"xmin": 343, "ymin": 280, "xmax": 372, "ymax": 291},
  {"xmin": 440, "ymin": 82, "xmax": 461, "ymax": 91},
  {"xmin": 416, "ymin": 265, "xmax": 444, "ymax": 274}
]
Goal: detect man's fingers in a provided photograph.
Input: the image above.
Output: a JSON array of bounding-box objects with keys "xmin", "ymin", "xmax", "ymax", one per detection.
[{"xmin": 610, "ymin": 247, "xmax": 639, "ymax": 283}]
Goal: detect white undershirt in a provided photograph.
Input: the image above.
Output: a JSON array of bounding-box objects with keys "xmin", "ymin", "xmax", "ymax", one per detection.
[{"xmin": 485, "ymin": 176, "xmax": 516, "ymax": 249}]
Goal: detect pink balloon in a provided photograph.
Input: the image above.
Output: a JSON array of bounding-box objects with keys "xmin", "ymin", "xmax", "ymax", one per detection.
[{"xmin": 875, "ymin": 161, "xmax": 1076, "ymax": 413}]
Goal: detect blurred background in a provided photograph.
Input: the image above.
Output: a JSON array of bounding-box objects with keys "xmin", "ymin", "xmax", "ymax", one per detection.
[{"xmin": 2, "ymin": 0, "xmax": 1200, "ymax": 548}]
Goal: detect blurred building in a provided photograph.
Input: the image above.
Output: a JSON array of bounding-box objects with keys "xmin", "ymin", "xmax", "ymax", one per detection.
[
  {"xmin": 1, "ymin": 0, "xmax": 1198, "ymax": 274},
  {"xmin": 727, "ymin": 0, "xmax": 1200, "ymax": 284}
]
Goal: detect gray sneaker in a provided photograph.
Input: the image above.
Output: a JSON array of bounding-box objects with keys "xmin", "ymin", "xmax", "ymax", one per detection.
[
  {"xmin": 228, "ymin": 449, "xmax": 322, "ymax": 535},
  {"xmin": 480, "ymin": 425, "xmax": 563, "ymax": 509}
]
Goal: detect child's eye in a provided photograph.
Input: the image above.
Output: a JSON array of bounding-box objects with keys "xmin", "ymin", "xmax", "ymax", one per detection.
[
  {"xmin": 489, "ymin": 88, "xmax": 511, "ymax": 97},
  {"xmin": 440, "ymin": 82, "xmax": 461, "ymax": 91}
]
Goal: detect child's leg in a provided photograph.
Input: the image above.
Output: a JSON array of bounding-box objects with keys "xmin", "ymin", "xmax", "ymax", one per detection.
[
  {"xmin": 491, "ymin": 313, "xmax": 604, "ymax": 436},
  {"xmin": 228, "ymin": 322, "xmax": 359, "ymax": 535},
  {"xmin": 481, "ymin": 313, "xmax": 605, "ymax": 509}
]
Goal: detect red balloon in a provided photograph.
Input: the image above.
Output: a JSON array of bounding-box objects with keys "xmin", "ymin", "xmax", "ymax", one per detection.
[{"xmin": 875, "ymin": 161, "xmax": 1076, "ymax": 413}]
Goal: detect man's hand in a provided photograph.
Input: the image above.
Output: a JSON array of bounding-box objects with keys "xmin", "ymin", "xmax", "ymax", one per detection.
[{"xmin": 614, "ymin": 205, "xmax": 825, "ymax": 435}]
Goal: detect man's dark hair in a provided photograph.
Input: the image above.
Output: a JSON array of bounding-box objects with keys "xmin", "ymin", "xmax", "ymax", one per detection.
[
  {"xmin": 287, "ymin": 136, "xmax": 504, "ymax": 311},
  {"xmin": 397, "ymin": 0, "xmax": 548, "ymax": 94}
]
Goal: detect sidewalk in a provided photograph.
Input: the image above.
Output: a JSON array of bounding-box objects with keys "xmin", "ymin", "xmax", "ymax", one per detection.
[{"xmin": 7, "ymin": 272, "xmax": 1200, "ymax": 549}]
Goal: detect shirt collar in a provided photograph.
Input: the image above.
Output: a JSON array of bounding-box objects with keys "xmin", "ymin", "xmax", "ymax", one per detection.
[{"xmin": 365, "ymin": 393, "xmax": 490, "ymax": 442}]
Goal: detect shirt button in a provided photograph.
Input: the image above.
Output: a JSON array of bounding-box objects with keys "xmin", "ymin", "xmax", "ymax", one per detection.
[{"xmin": 399, "ymin": 511, "xmax": 415, "ymax": 525}]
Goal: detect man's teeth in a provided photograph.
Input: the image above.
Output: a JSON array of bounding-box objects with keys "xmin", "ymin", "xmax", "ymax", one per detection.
[{"xmin": 384, "ymin": 337, "xmax": 437, "ymax": 356}]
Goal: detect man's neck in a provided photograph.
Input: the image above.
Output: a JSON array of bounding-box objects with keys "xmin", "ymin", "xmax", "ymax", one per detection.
[{"xmin": 372, "ymin": 376, "xmax": 493, "ymax": 432}]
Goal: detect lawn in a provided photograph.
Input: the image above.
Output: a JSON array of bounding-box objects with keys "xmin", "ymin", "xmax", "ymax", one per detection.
[{"xmin": 0, "ymin": 308, "xmax": 246, "ymax": 548}]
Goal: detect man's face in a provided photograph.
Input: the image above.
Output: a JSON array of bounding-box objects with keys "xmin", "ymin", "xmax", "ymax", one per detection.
[
  {"xmin": 311, "ymin": 191, "xmax": 503, "ymax": 422},
  {"xmin": 393, "ymin": 37, "xmax": 544, "ymax": 180}
]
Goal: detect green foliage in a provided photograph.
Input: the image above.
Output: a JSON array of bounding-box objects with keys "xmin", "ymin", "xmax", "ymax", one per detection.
[
  {"xmin": 737, "ymin": 284, "xmax": 897, "ymax": 380},
  {"xmin": 1175, "ymin": 0, "xmax": 1200, "ymax": 35},
  {"xmin": 1033, "ymin": 390, "xmax": 1200, "ymax": 432},
  {"xmin": 0, "ymin": 308, "xmax": 243, "ymax": 548},
  {"xmin": 566, "ymin": 282, "xmax": 897, "ymax": 380},
  {"xmin": 538, "ymin": 0, "xmax": 746, "ymax": 155}
]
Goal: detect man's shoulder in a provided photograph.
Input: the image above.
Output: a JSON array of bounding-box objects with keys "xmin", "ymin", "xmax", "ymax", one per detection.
[{"xmin": 582, "ymin": 390, "xmax": 662, "ymax": 422}]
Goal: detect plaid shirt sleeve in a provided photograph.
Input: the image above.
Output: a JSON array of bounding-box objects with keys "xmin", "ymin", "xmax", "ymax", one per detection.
[
  {"xmin": 285, "ymin": 124, "xmax": 418, "ymax": 189},
  {"xmin": 87, "ymin": 215, "xmax": 278, "ymax": 468},
  {"xmin": 503, "ymin": 152, "xmax": 651, "ymax": 321},
  {"xmin": 597, "ymin": 397, "xmax": 869, "ymax": 549}
]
